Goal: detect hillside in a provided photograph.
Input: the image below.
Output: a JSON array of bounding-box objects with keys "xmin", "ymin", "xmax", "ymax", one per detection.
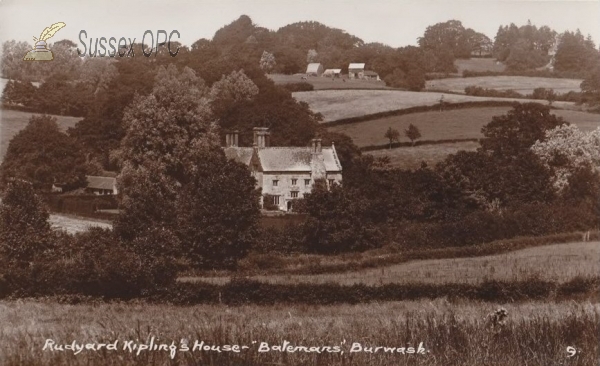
[
  {"xmin": 426, "ymin": 76, "xmax": 583, "ymax": 94},
  {"xmin": 293, "ymin": 90, "xmax": 577, "ymax": 122}
]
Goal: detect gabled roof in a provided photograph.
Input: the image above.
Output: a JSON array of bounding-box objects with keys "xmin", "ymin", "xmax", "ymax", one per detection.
[
  {"xmin": 223, "ymin": 147, "xmax": 254, "ymax": 166},
  {"xmin": 306, "ymin": 63, "xmax": 323, "ymax": 73},
  {"xmin": 348, "ymin": 63, "xmax": 365, "ymax": 69},
  {"xmin": 222, "ymin": 146, "xmax": 342, "ymax": 173},
  {"xmin": 323, "ymin": 69, "xmax": 342, "ymax": 74},
  {"xmin": 86, "ymin": 176, "xmax": 116, "ymax": 190},
  {"xmin": 258, "ymin": 147, "xmax": 341, "ymax": 172}
]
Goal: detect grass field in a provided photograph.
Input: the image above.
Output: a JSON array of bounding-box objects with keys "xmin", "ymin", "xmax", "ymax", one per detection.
[
  {"xmin": 293, "ymin": 90, "xmax": 576, "ymax": 122},
  {"xmin": 0, "ymin": 108, "xmax": 81, "ymax": 162},
  {"xmin": 454, "ymin": 58, "xmax": 506, "ymax": 74},
  {"xmin": 269, "ymin": 73, "xmax": 390, "ymax": 90},
  {"xmin": 367, "ymin": 141, "xmax": 480, "ymax": 169},
  {"xmin": 49, "ymin": 214, "xmax": 113, "ymax": 234},
  {"xmin": 327, "ymin": 107, "xmax": 600, "ymax": 149},
  {"xmin": 183, "ymin": 241, "xmax": 600, "ymax": 287},
  {"xmin": 426, "ymin": 76, "xmax": 583, "ymax": 95},
  {"xmin": 1, "ymin": 299, "xmax": 598, "ymax": 365}
]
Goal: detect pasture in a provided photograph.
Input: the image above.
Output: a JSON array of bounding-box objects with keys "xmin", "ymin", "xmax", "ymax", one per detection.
[
  {"xmin": 426, "ymin": 76, "xmax": 583, "ymax": 95},
  {"xmin": 49, "ymin": 213, "xmax": 113, "ymax": 234},
  {"xmin": 1, "ymin": 299, "xmax": 598, "ymax": 365},
  {"xmin": 269, "ymin": 73, "xmax": 390, "ymax": 90},
  {"xmin": 183, "ymin": 241, "xmax": 600, "ymax": 287},
  {"xmin": 454, "ymin": 58, "xmax": 506, "ymax": 74},
  {"xmin": 327, "ymin": 107, "xmax": 600, "ymax": 149},
  {"xmin": 293, "ymin": 90, "xmax": 576, "ymax": 122},
  {"xmin": 367, "ymin": 141, "xmax": 480, "ymax": 170},
  {"xmin": 0, "ymin": 108, "xmax": 81, "ymax": 163}
]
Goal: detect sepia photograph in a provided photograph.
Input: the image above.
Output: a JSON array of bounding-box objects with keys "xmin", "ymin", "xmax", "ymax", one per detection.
[{"xmin": 0, "ymin": 0, "xmax": 599, "ymax": 364}]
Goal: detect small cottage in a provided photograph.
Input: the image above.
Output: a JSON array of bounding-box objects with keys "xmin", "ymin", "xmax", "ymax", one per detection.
[
  {"xmin": 86, "ymin": 176, "xmax": 118, "ymax": 195},
  {"xmin": 348, "ymin": 63, "xmax": 365, "ymax": 79}
]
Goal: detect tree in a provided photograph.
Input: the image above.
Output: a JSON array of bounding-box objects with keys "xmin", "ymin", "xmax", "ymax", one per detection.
[
  {"xmin": 405, "ymin": 124, "xmax": 422, "ymax": 146},
  {"xmin": 298, "ymin": 180, "xmax": 383, "ymax": 254},
  {"xmin": 0, "ymin": 115, "xmax": 89, "ymax": 191},
  {"xmin": 531, "ymin": 124, "xmax": 600, "ymax": 192},
  {"xmin": 480, "ymin": 103, "xmax": 566, "ymax": 157},
  {"xmin": 581, "ymin": 66, "xmax": 600, "ymax": 105},
  {"xmin": 1, "ymin": 80, "xmax": 37, "ymax": 106},
  {"xmin": 209, "ymin": 69, "xmax": 259, "ymax": 118},
  {"xmin": 306, "ymin": 49, "xmax": 318, "ymax": 63},
  {"xmin": 0, "ymin": 179, "xmax": 52, "ymax": 267},
  {"xmin": 384, "ymin": 127, "xmax": 400, "ymax": 149},
  {"xmin": 115, "ymin": 64, "xmax": 260, "ymax": 269},
  {"xmin": 259, "ymin": 51, "xmax": 276, "ymax": 73}
]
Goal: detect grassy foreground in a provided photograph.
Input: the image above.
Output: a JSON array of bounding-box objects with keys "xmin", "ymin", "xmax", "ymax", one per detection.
[{"xmin": 1, "ymin": 299, "xmax": 597, "ymax": 365}]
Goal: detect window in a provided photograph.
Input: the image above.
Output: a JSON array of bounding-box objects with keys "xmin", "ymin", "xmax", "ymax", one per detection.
[
  {"xmin": 305, "ymin": 179, "xmax": 310, "ymax": 186},
  {"xmin": 328, "ymin": 179, "xmax": 335, "ymax": 186},
  {"xmin": 291, "ymin": 191, "xmax": 299, "ymax": 198},
  {"xmin": 273, "ymin": 195, "xmax": 280, "ymax": 205},
  {"xmin": 273, "ymin": 180, "xmax": 278, "ymax": 187},
  {"xmin": 292, "ymin": 179, "xmax": 297, "ymax": 186}
]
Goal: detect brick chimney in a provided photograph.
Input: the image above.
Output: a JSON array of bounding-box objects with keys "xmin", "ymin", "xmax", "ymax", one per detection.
[
  {"xmin": 225, "ymin": 131, "xmax": 239, "ymax": 147},
  {"xmin": 311, "ymin": 138, "xmax": 322, "ymax": 154},
  {"xmin": 253, "ymin": 127, "xmax": 269, "ymax": 148}
]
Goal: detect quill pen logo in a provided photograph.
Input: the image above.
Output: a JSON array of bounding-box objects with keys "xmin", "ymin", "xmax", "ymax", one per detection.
[{"xmin": 23, "ymin": 22, "xmax": 66, "ymax": 61}]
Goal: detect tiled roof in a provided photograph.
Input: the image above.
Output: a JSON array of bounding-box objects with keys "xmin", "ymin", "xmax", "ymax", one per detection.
[
  {"xmin": 223, "ymin": 147, "xmax": 254, "ymax": 165},
  {"xmin": 86, "ymin": 176, "xmax": 116, "ymax": 190},
  {"xmin": 348, "ymin": 63, "xmax": 365, "ymax": 69},
  {"xmin": 258, "ymin": 147, "xmax": 341, "ymax": 172}
]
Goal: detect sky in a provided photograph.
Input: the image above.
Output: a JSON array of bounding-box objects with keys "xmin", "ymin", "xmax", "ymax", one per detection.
[{"xmin": 0, "ymin": 0, "xmax": 599, "ymax": 49}]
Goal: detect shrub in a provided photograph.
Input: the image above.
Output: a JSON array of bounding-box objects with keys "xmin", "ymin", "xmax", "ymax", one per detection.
[{"xmin": 281, "ymin": 82, "xmax": 314, "ymax": 92}]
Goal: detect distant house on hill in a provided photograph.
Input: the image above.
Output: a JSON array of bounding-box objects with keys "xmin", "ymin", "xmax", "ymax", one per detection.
[
  {"xmin": 348, "ymin": 63, "xmax": 365, "ymax": 79},
  {"xmin": 86, "ymin": 176, "xmax": 118, "ymax": 195},
  {"xmin": 223, "ymin": 128, "xmax": 342, "ymax": 212},
  {"xmin": 363, "ymin": 70, "xmax": 380, "ymax": 81},
  {"xmin": 306, "ymin": 63, "xmax": 324, "ymax": 76},
  {"xmin": 323, "ymin": 69, "xmax": 342, "ymax": 78}
]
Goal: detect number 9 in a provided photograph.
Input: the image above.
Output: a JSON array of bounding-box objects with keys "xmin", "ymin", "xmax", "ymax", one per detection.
[{"xmin": 566, "ymin": 346, "xmax": 576, "ymax": 357}]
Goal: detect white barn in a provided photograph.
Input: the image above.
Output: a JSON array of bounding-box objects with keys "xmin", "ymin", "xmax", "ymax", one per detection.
[
  {"xmin": 306, "ymin": 63, "xmax": 324, "ymax": 76},
  {"xmin": 348, "ymin": 63, "xmax": 365, "ymax": 79}
]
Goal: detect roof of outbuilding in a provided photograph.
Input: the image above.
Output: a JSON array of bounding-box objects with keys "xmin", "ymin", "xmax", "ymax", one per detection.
[
  {"xmin": 323, "ymin": 69, "xmax": 342, "ymax": 74},
  {"xmin": 348, "ymin": 63, "xmax": 365, "ymax": 69},
  {"xmin": 86, "ymin": 176, "xmax": 116, "ymax": 190},
  {"xmin": 306, "ymin": 63, "xmax": 323, "ymax": 72},
  {"xmin": 363, "ymin": 70, "xmax": 379, "ymax": 76}
]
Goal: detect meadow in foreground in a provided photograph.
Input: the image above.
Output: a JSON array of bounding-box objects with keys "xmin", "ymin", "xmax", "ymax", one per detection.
[{"xmin": 1, "ymin": 299, "xmax": 598, "ymax": 366}]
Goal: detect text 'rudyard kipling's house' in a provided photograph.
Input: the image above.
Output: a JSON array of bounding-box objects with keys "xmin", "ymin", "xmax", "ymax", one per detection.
[{"xmin": 223, "ymin": 127, "xmax": 342, "ymax": 212}]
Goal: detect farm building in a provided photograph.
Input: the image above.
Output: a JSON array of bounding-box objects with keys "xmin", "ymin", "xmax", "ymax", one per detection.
[
  {"xmin": 348, "ymin": 63, "xmax": 365, "ymax": 79},
  {"xmin": 85, "ymin": 176, "xmax": 118, "ymax": 195},
  {"xmin": 306, "ymin": 63, "xmax": 324, "ymax": 76},
  {"xmin": 223, "ymin": 128, "xmax": 342, "ymax": 212},
  {"xmin": 323, "ymin": 69, "xmax": 342, "ymax": 77},
  {"xmin": 363, "ymin": 70, "xmax": 380, "ymax": 81}
]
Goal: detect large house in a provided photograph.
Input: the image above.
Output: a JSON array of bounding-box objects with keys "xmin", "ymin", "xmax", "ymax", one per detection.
[{"xmin": 223, "ymin": 128, "xmax": 342, "ymax": 212}]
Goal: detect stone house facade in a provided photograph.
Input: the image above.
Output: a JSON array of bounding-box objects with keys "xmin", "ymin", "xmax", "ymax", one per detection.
[{"xmin": 223, "ymin": 128, "xmax": 342, "ymax": 212}]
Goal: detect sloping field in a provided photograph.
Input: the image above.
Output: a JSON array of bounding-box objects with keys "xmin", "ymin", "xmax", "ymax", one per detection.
[
  {"xmin": 426, "ymin": 76, "xmax": 583, "ymax": 95},
  {"xmin": 0, "ymin": 109, "xmax": 81, "ymax": 162},
  {"xmin": 328, "ymin": 107, "xmax": 600, "ymax": 148},
  {"xmin": 49, "ymin": 214, "xmax": 112, "ymax": 234},
  {"xmin": 293, "ymin": 90, "xmax": 575, "ymax": 122},
  {"xmin": 269, "ymin": 74, "xmax": 390, "ymax": 90},
  {"xmin": 455, "ymin": 58, "xmax": 506, "ymax": 74},
  {"xmin": 190, "ymin": 241, "xmax": 600, "ymax": 286},
  {"xmin": 367, "ymin": 141, "xmax": 480, "ymax": 170}
]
